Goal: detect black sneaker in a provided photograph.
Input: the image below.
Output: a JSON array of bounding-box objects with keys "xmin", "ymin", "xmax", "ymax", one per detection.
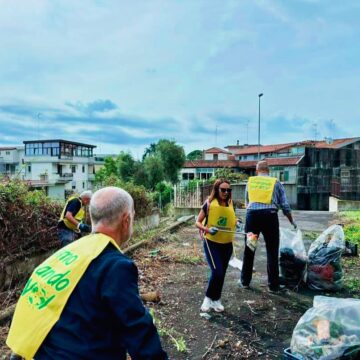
[
  {"xmin": 237, "ymin": 280, "xmax": 250, "ymax": 289},
  {"xmin": 268, "ymin": 285, "xmax": 286, "ymax": 294}
]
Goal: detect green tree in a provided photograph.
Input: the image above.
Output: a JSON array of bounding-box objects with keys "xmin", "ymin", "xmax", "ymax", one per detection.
[
  {"xmin": 213, "ymin": 168, "xmax": 248, "ymax": 183},
  {"xmin": 156, "ymin": 139, "xmax": 186, "ymax": 184},
  {"xmin": 142, "ymin": 143, "xmax": 157, "ymax": 160},
  {"xmin": 143, "ymin": 155, "xmax": 165, "ymax": 190},
  {"xmin": 117, "ymin": 151, "xmax": 136, "ymax": 182},
  {"xmin": 187, "ymin": 150, "xmax": 202, "ymax": 160},
  {"xmin": 94, "ymin": 156, "xmax": 117, "ymax": 184}
]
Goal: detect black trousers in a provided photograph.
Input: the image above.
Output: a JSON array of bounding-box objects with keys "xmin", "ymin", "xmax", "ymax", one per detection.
[
  {"xmin": 203, "ymin": 239, "xmax": 233, "ymax": 301},
  {"xmin": 241, "ymin": 209, "xmax": 280, "ymax": 290}
]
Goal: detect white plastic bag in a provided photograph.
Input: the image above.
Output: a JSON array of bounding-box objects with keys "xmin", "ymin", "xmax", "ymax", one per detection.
[
  {"xmin": 307, "ymin": 225, "xmax": 345, "ymax": 291},
  {"xmin": 279, "ymin": 228, "xmax": 307, "ymax": 285},
  {"xmin": 291, "ymin": 296, "xmax": 360, "ymax": 359}
]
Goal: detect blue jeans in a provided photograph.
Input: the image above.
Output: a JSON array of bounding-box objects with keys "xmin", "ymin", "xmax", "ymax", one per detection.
[
  {"xmin": 58, "ymin": 227, "xmax": 78, "ymax": 247},
  {"xmin": 203, "ymin": 239, "xmax": 233, "ymax": 301},
  {"xmin": 241, "ymin": 209, "xmax": 280, "ymax": 290}
]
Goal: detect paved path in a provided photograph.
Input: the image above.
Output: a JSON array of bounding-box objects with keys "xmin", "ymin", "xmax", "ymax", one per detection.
[{"xmin": 236, "ymin": 209, "xmax": 336, "ymax": 232}]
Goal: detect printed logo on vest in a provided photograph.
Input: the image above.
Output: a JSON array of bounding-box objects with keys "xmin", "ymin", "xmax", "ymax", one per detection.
[{"xmin": 217, "ymin": 217, "xmax": 227, "ymax": 226}]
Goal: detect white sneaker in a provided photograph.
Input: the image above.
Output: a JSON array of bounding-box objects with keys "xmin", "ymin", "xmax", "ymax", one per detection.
[
  {"xmin": 212, "ymin": 299, "xmax": 224, "ymax": 312},
  {"xmin": 200, "ymin": 296, "xmax": 212, "ymax": 312}
]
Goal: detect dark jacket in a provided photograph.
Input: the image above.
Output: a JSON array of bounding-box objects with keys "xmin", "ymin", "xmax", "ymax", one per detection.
[{"xmin": 35, "ymin": 244, "xmax": 168, "ymax": 360}]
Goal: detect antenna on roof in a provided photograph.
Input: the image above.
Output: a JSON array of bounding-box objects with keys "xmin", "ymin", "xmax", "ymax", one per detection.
[
  {"xmin": 312, "ymin": 123, "xmax": 319, "ymax": 141},
  {"xmin": 324, "ymin": 137, "xmax": 333, "ymax": 145}
]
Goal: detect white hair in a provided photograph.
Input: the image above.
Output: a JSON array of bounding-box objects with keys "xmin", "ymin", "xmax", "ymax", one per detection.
[
  {"xmin": 90, "ymin": 187, "xmax": 133, "ymax": 228},
  {"xmin": 80, "ymin": 190, "xmax": 93, "ymax": 199}
]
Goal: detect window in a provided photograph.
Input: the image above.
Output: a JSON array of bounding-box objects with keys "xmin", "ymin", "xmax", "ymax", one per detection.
[
  {"xmin": 6, "ymin": 151, "xmax": 10, "ymax": 155},
  {"xmin": 28, "ymin": 165, "xmax": 31, "ymax": 173},
  {"xmin": 83, "ymin": 182, "xmax": 85, "ymax": 189},
  {"xmin": 213, "ymin": 154, "xmax": 218, "ymax": 160},
  {"xmin": 71, "ymin": 165, "xmax": 76, "ymax": 173},
  {"xmin": 82, "ymin": 165, "xmax": 85, "ymax": 173}
]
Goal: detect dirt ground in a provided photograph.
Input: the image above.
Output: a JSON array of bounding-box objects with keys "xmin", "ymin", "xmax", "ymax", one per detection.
[
  {"xmin": 132, "ymin": 211, "xmax": 359, "ymax": 359},
  {"xmin": 1, "ymin": 211, "xmax": 359, "ymax": 359}
]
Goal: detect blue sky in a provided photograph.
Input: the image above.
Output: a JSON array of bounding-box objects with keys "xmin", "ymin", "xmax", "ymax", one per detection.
[{"xmin": 0, "ymin": 0, "xmax": 359, "ymax": 158}]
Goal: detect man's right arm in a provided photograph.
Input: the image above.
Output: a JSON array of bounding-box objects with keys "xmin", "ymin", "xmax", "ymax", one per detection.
[
  {"xmin": 275, "ymin": 182, "xmax": 296, "ymax": 228},
  {"xmin": 101, "ymin": 257, "xmax": 168, "ymax": 359}
]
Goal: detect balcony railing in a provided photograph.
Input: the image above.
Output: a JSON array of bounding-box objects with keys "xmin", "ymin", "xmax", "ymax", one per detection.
[{"xmin": 59, "ymin": 173, "xmax": 73, "ymax": 179}]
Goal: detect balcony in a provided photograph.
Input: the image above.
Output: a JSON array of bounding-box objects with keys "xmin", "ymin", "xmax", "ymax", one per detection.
[
  {"xmin": 55, "ymin": 173, "xmax": 73, "ymax": 184},
  {"xmin": 59, "ymin": 173, "xmax": 73, "ymax": 179}
]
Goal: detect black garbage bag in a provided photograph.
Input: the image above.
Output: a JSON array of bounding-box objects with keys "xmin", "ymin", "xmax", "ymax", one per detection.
[{"xmin": 307, "ymin": 225, "xmax": 345, "ymax": 291}]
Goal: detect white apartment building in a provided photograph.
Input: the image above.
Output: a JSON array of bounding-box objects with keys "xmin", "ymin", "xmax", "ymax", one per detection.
[
  {"xmin": 0, "ymin": 140, "xmax": 106, "ymax": 200},
  {"xmin": 0, "ymin": 146, "xmax": 24, "ymax": 177}
]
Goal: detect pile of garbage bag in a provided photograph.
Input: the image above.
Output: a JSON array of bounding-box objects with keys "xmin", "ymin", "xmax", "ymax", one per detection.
[
  {"xmin": 279, "ymin": 228, "xmax": 307, "ymax": 286},
  {"xmin": 291, "ymin": 296, "xmax": 360, "ymax": 359},
  {"xmin": 307, "ymin": 225, "xmax": 345, "ymax": 291}
]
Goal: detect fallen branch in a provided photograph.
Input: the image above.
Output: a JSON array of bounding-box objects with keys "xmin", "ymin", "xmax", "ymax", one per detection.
[
  {"xmin": 0, "ymin": 303, "xmax": 16, "ymax": 325},
  {"xmin": 202, "ymin": 334, "xmax": 217, "ymax": 359}
]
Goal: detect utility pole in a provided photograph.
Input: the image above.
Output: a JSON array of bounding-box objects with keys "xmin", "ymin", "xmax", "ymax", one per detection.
[{"xmin": 257, "ymin": 93, "xmax": 263, "ymax": 160}]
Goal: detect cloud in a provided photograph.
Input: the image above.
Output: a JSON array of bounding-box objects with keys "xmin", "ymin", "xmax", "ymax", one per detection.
[
  {"xmin": 0, "ymin": 99, "xmax": 182, "ymax": 152},
  {"xmin": 66, "ymin": 100, "xmax": 118, "ymax": 114}
]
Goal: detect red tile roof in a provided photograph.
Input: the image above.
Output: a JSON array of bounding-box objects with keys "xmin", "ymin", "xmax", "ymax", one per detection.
[
  {"xmin": 230, "ymin": 137, "xmax": 360, "ymax": 155},
  {"xmin": 239, "ymin": 156, "xmax": 303, "ymax": 168},
  {"xmin": 314, "ymin": 137, "xmax": 360, "ymax": 149},
  {"xmin": 183, "ymin": 156, "xmax": 303, "ymax": 169},
  {"xmin": 0, "ymin": 147, "xmax": 17, "ymax": 151},
  {"xmin": 183, "ymin": 160, "xmax": 239, "ymax": 168},
  {"xmin": 232, "ymin": 142, "xmax": 295, "ymax": 155},
  {"xmin": 204, "ymin": 147, "xmax": 231, "ymax": 154}
]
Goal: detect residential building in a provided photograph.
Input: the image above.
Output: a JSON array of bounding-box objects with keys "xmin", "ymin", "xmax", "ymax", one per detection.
[
  {"xmin": 0, "ymin": 140, "xmax": 110, "ymax": 200},
  {"xmin": 22, "ymin": 140, "xmax": 97, "ymax": 199},
  {"xmin": 0, "ymin": 146, "xmax": 24, "ymax": 178},
  {"xmin": 181, "ymin": 137, "xmax": 360, "ymax": 210}
]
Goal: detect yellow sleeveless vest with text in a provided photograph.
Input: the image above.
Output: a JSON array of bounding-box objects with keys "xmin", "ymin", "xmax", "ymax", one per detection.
[
  {"xmin": 206, "ymin": 199, "xmax": 236, "ymax": 244},
  {"xmin": 6, "ymin": 233, "xmax": 121, "ymax": 360},
  {"xmin": 59, "ymin": 195, "xmax": 85, "ymax": 232},
  {"xmin": 248, "ymin": 176, "xmax": 277, "ymax": 205}
]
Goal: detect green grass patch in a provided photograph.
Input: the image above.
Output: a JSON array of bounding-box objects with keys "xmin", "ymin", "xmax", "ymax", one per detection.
[
  {"xmin": 150, "ymin": 309, "xmax": 188, "ymax": 353},
  {"xmin": 344, "ymin": 277, "xmax": 360, "ymax": 293},
  {"xmin": 176, "ymin": 254, "xmax": 203, "ymax": 265},
  {"xmin": 302, "ymin": 231, "xmax": 320, "ymax": 241},
  {"xmin": 339, "ymin": 211, "xmax": 360, "ymax": 246}
]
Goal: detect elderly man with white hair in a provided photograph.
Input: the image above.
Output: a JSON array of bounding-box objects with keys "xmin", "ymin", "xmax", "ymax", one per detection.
[
  {"xmin": 7, "ymin": 186, "xmax": 168, "ymax": 360},
  {"xmin": 57, "ymin": 190, "xmax": 92, "ymax": 246}
]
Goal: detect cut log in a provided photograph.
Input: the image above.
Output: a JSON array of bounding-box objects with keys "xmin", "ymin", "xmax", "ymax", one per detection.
[{"xmin": 140, "ymin": 291, "xmax": 161, "ymax": 303}]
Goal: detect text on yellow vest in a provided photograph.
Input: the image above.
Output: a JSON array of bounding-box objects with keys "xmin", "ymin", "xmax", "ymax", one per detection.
[
  {"xmin": 205, "ymin": 198, "xmax": 236, "ymax": 244},
  {"xmin": 248, "ymin": 176, "xmax": 277, "ymax": 205},
  {"xmin": 6, "ymin": 233, "xmax": 121, "ymax": 360},
  {"xmin": 59, "ymin": 195, "xmax": 85, "ymax": 232}
]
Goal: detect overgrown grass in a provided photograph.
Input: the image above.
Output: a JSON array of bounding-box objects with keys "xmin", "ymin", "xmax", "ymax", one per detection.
[
  {"xmin": 339, "ymin": 211, "xmax": 360, "ymax": 246},
  {"xmin": 344, "ymin": 276, "xmax": 360, "ymax": 293},
  {"xmin": 150, "ymin": 309, "xmax": 188, "ymax": 353}
]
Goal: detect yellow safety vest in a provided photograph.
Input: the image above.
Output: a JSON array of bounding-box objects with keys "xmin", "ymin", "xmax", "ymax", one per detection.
[
  {"xmin": 59, "ymin": 195, "xmax": 85, "ymax": 232},
  {"xmin": 248, "ymin": 176, "xmax": 277, "ymax": 204},
  {"xmin": 205, "ymin": 199, "xmax": 236, "ymax": 244},
  {"xmin": 6, "ymin": 233, "xmax": 121, "ymax": 360}
]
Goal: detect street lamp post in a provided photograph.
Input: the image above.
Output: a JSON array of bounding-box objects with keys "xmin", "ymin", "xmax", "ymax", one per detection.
[{"xmin": 257, "ymin": 93, "xmax": 263, "ymax": 160}]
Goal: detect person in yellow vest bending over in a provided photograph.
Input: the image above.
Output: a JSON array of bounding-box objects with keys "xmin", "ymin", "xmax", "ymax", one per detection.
[
  {"xmin": 240, "ymin": 160, "xmax": 297, "ymax": 293},
  {"xmin": 196, "ymin": 178, "xmax": 238, "ymax": 313},
  {"xmin": 7, "ymin": 186, "xmax": 168, "ymax": 360},
  {"xmin": 58, "ymin": 190, "xmax": 92, "ymax": 247}
]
